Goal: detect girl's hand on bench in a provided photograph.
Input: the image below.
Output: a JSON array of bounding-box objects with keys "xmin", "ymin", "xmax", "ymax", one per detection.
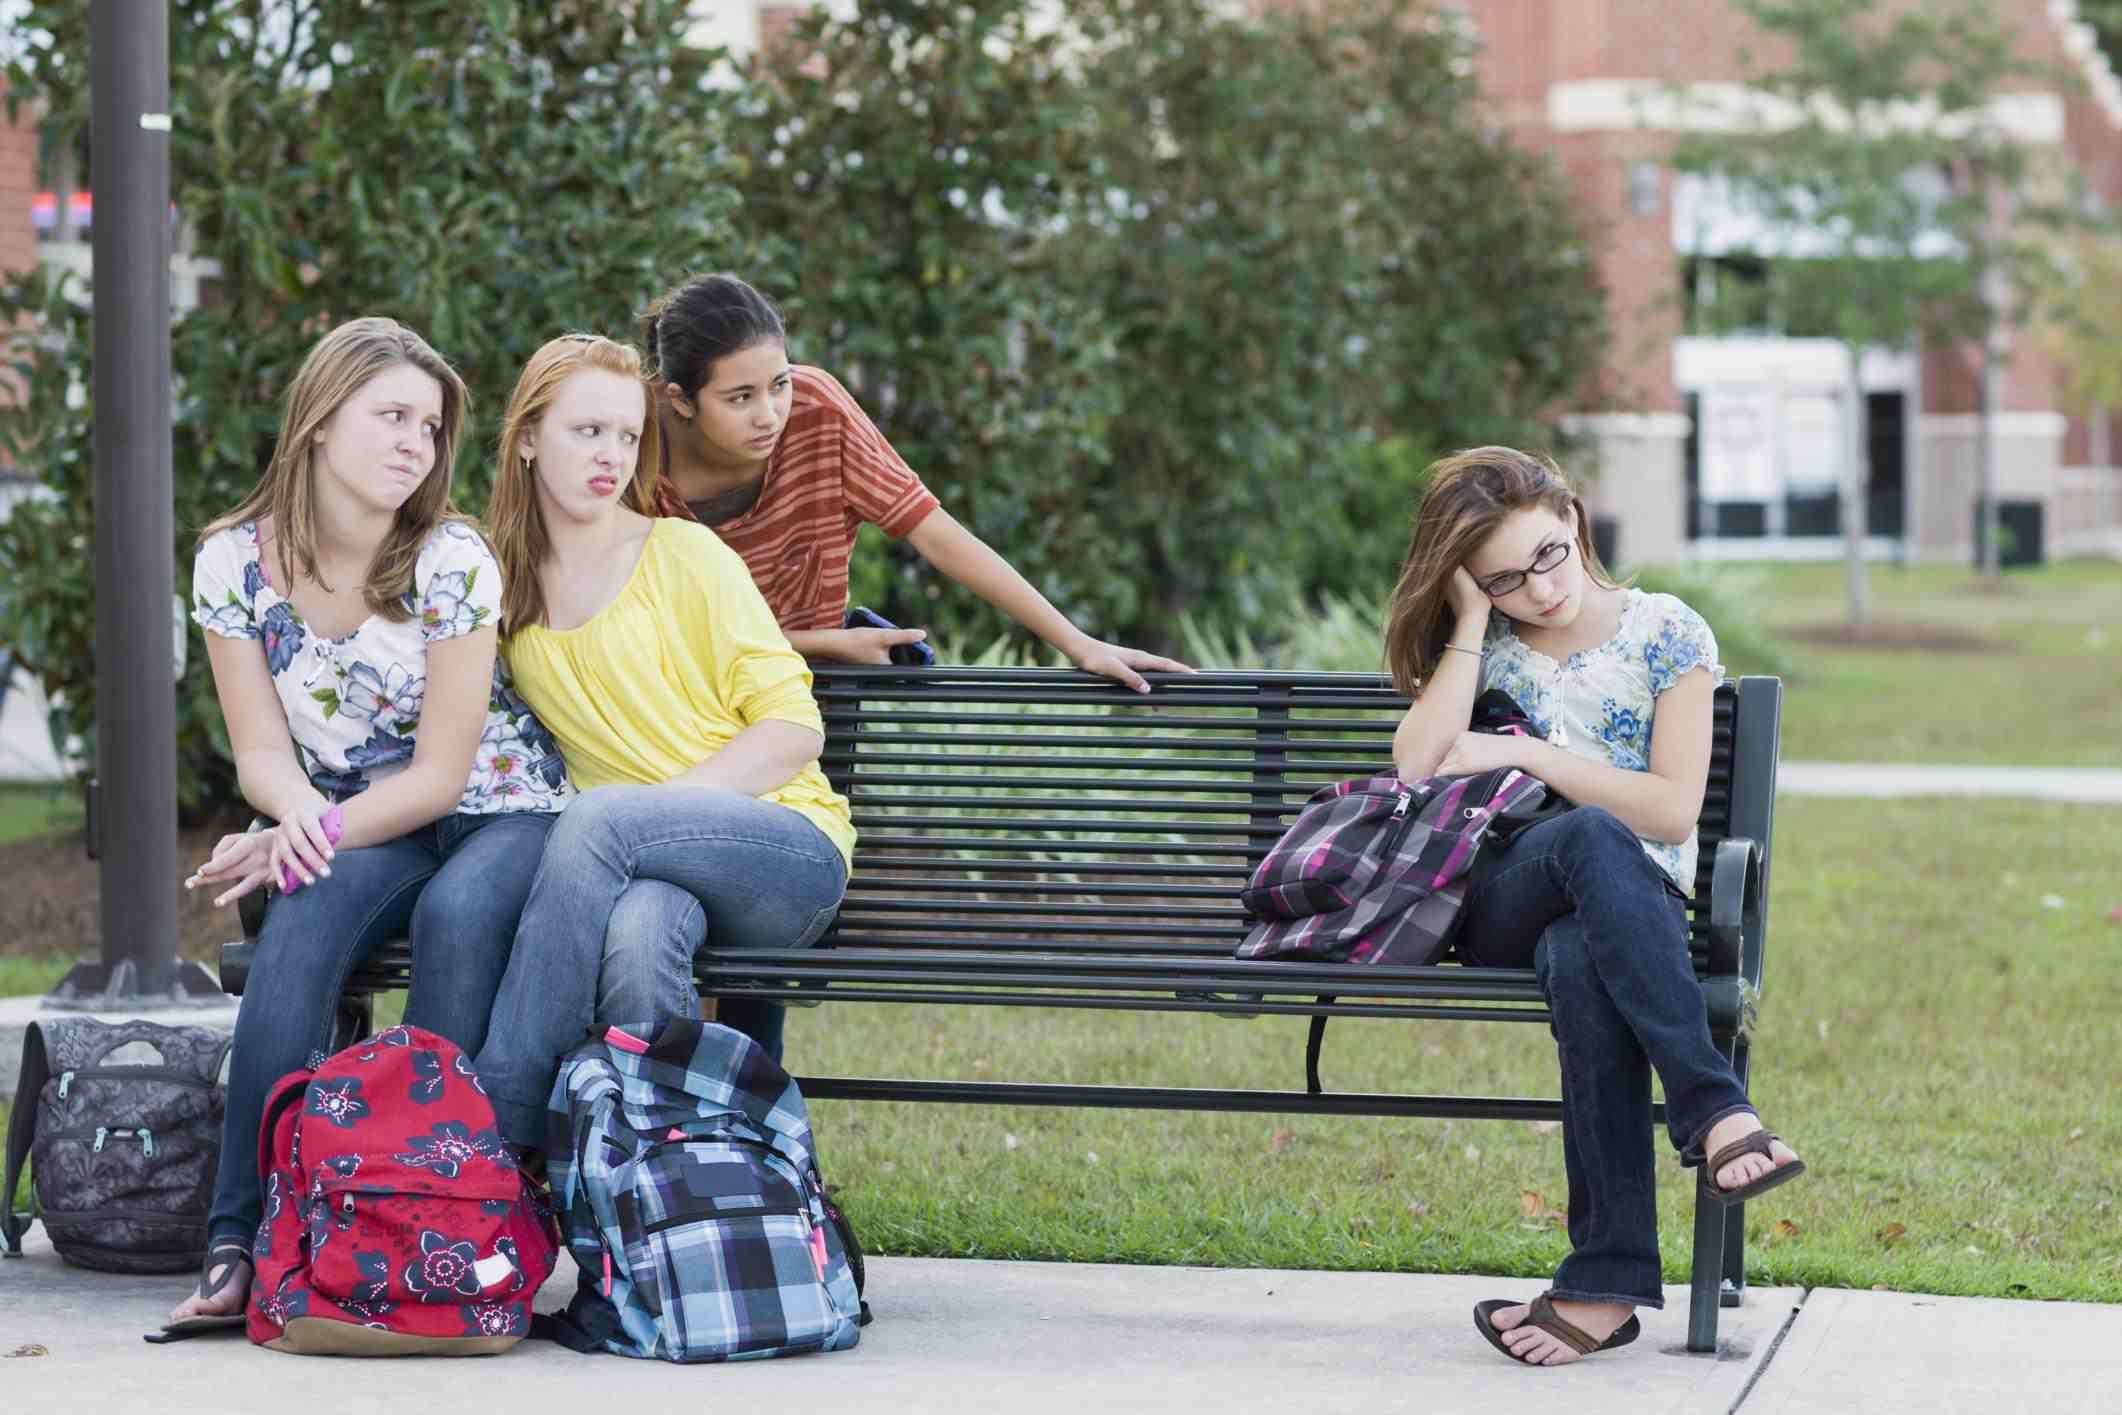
[
  {"xmin": 1066, "ymin": 639, "xmax": 1194, "ymax": 695},
  {"xmin": 799, "ymin": 626, "xmax": 929, "ymax": 664}
]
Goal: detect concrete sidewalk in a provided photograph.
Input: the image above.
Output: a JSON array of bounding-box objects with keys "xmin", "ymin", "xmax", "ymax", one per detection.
[
  {"xmin": 1779, "ymin": 762, "xmax": 2122, "ymax": 803},
  {"xmin": 2, "ymin": 1232, "xmax": 2116, "ymax": 1414}
]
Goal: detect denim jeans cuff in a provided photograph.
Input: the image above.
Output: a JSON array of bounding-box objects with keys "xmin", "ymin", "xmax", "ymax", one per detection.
[
  {"xmin": 485, "ymin": 1093, "xmax": 549, "ymax": 1152},
  {"xmin": 1680, "ymin": 1103, "xmax": 1759, "ymax": 1168},
  {"xmin": 1548, "ymin": 1285, "xmax": 1664, "ymax": 1311},
  {"xmin": 206, "ymin": 1222, "xmax": 256, "ymax": 1255}
]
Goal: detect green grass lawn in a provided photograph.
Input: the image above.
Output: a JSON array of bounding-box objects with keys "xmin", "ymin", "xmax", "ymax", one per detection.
[
  {"xmin": 0, "ymin": 783, "xmax": 82, "ymax": 847},
  {"xmin": 4, "ymin": 797, "xmax": 2114, "ymax": 1299},
  {"xmin": 1671, "ymin": 559, "xmax": 2120, "ymax": 767},
  {"xmin": 779, "ymin": 795, "xmax": 2122, "ymax": 1301}
]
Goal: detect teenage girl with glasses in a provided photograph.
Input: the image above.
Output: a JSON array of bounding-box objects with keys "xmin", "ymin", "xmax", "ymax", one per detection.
[{"xmin": 1386, "ymin": 447, "xmax": 1805, "ymax": 1367}]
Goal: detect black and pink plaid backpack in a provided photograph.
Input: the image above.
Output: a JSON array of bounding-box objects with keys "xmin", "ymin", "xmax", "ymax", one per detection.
[{"xmin": 1237, "ymin": 690, "xmax": 1566, "ymax": 968}]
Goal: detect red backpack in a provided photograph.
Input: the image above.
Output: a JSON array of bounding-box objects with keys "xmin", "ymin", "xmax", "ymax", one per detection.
[{"xmin": 246, "ymin": 1024, "xmax": 558, "ymax": 1356}]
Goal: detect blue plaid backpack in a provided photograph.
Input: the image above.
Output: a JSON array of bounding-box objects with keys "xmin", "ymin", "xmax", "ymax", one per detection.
[{"xmin": 537, "ymin": 1018, "xmax": 868, "ymax": 1363}]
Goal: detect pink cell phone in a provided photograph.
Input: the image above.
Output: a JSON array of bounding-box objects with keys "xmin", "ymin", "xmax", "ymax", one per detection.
[{"xmin": 277, "ymin": 804, "xmax": 344, "ymax": 894}]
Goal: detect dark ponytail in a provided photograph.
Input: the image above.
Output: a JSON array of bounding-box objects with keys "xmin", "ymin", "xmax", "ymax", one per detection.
[{"xmin": 640, "ymin": 273, "xmax": 787, "ymax": 397}]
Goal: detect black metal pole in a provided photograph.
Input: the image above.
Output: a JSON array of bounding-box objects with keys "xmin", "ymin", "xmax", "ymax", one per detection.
[{"xmin": 49, "ymin": 0, "xmax": 215, "ymax": 1006}]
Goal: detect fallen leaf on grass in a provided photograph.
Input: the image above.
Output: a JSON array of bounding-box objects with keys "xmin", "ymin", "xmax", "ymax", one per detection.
[
  {"xmin": 1876, "ymin": 1222, "xmax": 1907, "ymax": 1247},
  {"xmin": 1406, "ymin": 1200, "xmax": 1430, "ymax": 1218},
  {"xmin": 1518, "ymin": 1189, "xmax": 1567, "ymax": 1227},
  {"xmin": 4, "ymin": 1345, "xmax": 47, "ymax": 1358},
  {"xmin": 1769, "ymin": 1219, "xmax": 1801, "ymax": 1244},
  {"xmin": 1268, "ymin": 1128, "xmax": 1295, "ymax": 1154}
]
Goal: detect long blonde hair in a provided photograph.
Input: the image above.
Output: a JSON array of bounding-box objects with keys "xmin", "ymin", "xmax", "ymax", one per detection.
[
  {"xmin": 1383, "ymin": 446, "xmax": 1620, "ymax": 697},
  {"xmin": 200, "ymin": 317, "xmax": 471, "ymax": 617},
  {"xmin": 485, "ymin": 334, "xmax": 664, "ymax": 633}
]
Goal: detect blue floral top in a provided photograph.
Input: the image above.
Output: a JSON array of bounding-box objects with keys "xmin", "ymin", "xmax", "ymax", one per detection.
[
  {"xmin": 1480, "ymin": 588, "xmax": 1723, "ymax": 890},
  {"xmin": 191, "ymin": 519, "xmax": 573, "ymax": 814}
]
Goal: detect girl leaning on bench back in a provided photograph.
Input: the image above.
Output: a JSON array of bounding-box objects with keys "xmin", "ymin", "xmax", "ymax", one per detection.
[{"xmin": 1385, "ymin": 446, "xmax": 1806, "ymax": 1367}]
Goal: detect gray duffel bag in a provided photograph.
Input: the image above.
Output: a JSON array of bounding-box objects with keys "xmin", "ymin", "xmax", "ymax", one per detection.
[{"xmin": 3, "ymin": 1017, "xmax": 230, "ymax": 1273}]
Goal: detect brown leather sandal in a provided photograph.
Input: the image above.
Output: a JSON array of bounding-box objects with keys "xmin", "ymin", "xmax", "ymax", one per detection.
[
  {"xmin": 1700, "ymin": 1128, "xmax": 1806, "ymax": 1206},
  {"xmin": 1473, "ymin": 1293, "xmax": 1640, "ymax": 1365}
]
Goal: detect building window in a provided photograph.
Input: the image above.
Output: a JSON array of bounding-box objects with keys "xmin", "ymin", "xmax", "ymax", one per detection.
[{"xmin": 1628, "ymin": 161, "xmax": 1661, "ymax": 217}]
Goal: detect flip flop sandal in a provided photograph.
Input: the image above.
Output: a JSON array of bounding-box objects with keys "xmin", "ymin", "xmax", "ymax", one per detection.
[
  {"xmin": 1473, "ymin": 1293, "xmax": 1641, "ymax": 1366},
  {"xmin": 1700, "ymin": 1129, "xmax": 1807, "ymax": 1207},
  {"xmin": 144, "ymin": 1243, "xmax": 252, "ymax": 1345}
]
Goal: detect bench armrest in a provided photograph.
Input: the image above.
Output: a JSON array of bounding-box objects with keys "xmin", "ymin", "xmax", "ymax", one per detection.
[{"xmin": 1706, "ymin": 835, "xmax": 1762, "ymax": 981}]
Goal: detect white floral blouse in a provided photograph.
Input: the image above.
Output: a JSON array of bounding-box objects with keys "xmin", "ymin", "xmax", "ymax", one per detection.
[
  {"xmin": 191, "ymin": 519, "xmax": 573, "ymax": 814},
  {"xmin": 1480, "ymin": 588, "xmax": 1723, "ymax": 890}
]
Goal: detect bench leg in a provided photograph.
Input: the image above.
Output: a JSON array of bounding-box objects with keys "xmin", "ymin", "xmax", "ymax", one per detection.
[
  {"xmin": 1686, "ymin": 1171, "xmax": 1725, "ymax": 1352},
  {"xmin": 332, "ymin": 995, "xmax": 375, "ymax": 1053},
  {"xmin": 1721, "ymin": 1199, "xmax": 1747, "ymax": 1307}
]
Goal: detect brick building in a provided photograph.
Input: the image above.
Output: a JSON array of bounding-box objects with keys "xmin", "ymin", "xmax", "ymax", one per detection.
[
  {"xmin": 1459, "ymin": 0, "xmax": 2122, "ymax": 566},
  {"xmin": 8, "ymin": 1, "xmax": 2119, "ymax": 569}
]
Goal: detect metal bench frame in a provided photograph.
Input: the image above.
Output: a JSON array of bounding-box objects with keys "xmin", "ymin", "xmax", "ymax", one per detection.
[{"xmin": 222, "ymin": 666, "xmax": 1781, "ymax": 1352}]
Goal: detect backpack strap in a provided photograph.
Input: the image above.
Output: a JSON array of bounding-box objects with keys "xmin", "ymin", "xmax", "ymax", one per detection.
[
  {"xmin": 3, "ymin": 1021, "xmax": 52, "ymax": 1257},
  {"xmin": 254, "ymin": 1068, "xmax": 314, "ymax": 1189},
  {"xmin": 1304, "ymin": 998, "xmax": 1335, "ymax": 1096}
]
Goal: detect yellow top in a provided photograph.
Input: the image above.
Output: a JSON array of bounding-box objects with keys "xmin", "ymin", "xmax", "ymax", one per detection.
[{"xmin": 502, "ymin": 517, "xmax": 854, "ymax": 864}]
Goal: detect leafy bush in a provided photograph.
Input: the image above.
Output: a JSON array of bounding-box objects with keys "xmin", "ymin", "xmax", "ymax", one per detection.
[
  {"xmin": 742, "ymin": 0, "xmax": 1605, "ymax": 649},
  {"xmin": 1, "ymin": 0, "xmax": 1608, "ymax": 813},
  {"xmin": 0, "ymin": 0, "xmax": 760, "ymax": 814}
]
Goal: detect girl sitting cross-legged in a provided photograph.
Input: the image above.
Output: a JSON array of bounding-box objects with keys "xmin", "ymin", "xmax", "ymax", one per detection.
[
  {"xmin": 1385, "ymin": 446, "xmax": 1805, "ymax": 1367},
  {"xmin": 470, "ymin": 333, "xmax": 854, "ymax": 1151}
]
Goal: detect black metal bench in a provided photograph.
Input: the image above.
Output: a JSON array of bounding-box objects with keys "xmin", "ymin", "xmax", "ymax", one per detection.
[{"xmin": 221, "ymin": 665, "xmax": 1781, "ymax": 1352}]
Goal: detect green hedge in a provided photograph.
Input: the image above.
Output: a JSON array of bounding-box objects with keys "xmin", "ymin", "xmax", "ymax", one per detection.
[{"xmin": 0, "ymin": 0, "xmax": 1607, "ymax": 815}]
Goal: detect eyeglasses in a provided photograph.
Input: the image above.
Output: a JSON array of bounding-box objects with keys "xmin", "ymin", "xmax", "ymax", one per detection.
[{"xmin": 1477, "ymin": 540, "xmax": 1572, "ymax": 598}]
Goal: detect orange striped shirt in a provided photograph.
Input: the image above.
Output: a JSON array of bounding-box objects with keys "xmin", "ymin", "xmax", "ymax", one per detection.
[{"xmin": 655, "ymin": 365, "xmax": 939, "ymax": 633}]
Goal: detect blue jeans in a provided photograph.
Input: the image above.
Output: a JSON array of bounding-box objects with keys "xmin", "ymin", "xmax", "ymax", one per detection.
[
  {"xmin": 475, "ymin": 786, "xmax": 849, "ymax": 1148},
  {"xmin": 205, "ymin": 809, "xmax": 555, "ymax": 1250},
  {"xmin": 1457, "ymin": 807, "xmax": 1755, "ymax": 1309}
]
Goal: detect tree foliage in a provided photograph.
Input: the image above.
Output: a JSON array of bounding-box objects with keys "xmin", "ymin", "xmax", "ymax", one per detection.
[
  {"xmin": 0, "ymin": 0, "xmax": 758, "ymax": 813},
  {"xmin": 741, "ymin": 0, "xmax": 1605, "ymax": 644},
  {"xmin": 1, "ymin": 0, "xmax": 1607, "ymax": 811},
  {"xmin": 1670, "ymin": 0, "xmax": 2063, "ymax": 611}
]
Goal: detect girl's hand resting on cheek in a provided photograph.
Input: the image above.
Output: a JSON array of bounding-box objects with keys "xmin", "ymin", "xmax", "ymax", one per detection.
[{"xmin": 1447, "ymin": 566, "xmax": 1491, "ymax": 623}]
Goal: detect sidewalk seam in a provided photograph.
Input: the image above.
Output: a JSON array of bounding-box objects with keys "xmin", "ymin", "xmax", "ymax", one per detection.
[{"xmin": 1724, "ymin": 1286, "xmax": 1810, "ymax": 1415}]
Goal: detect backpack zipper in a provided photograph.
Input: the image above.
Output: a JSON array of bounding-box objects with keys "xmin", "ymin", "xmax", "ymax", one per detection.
[
  {"xmin": 41, "ymin": 1125, "xmax": 160, "ymax": 1158},
  {"xmin": 56, "ymin": 1067, "xmax": 218, "ymax": 1100}
]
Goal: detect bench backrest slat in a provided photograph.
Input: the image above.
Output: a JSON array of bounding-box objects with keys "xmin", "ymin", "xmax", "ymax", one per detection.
[{"xmin": 813, "ymin": 668, "xmax": 1770, "ymax": 970}]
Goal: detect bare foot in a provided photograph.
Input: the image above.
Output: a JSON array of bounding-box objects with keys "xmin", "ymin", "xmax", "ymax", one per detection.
[
  {"xmin": 1704, "ymin": 1112, "xmax": 1801, "ymax": 1194},
  {"xmin": 1489, "ymin": 1297, "xmax": 1633, "ymax": 1366},
  {"xmin": 168, "ymin": 1245, "xmax": 251, "ymax": 1324}
]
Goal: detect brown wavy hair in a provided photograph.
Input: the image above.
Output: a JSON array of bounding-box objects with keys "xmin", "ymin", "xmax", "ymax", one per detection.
[
  {"xmin": 1383, "ymin": 446, "xmax": 1620, "ymax": 697},
  {"xmin": 485, "ymin": 333, "xmax": 664, "ymax": 633},
  {"xmin": 200, "ymin": 317, "xmax": 470, "ymax": 617}
]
